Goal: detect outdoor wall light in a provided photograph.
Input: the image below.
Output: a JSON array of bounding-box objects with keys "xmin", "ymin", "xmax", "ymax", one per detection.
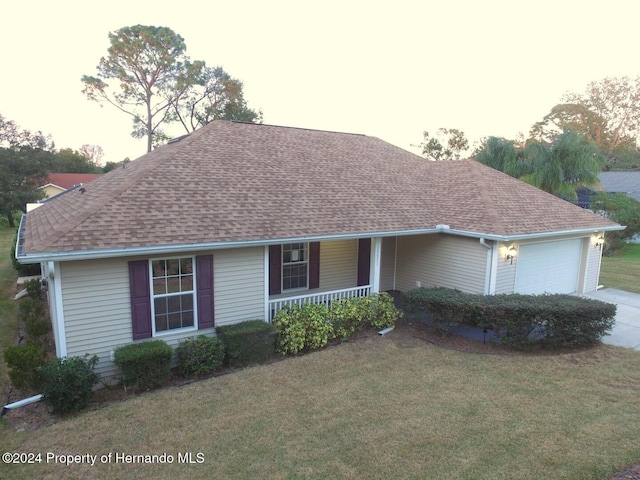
[
  {"xmin": 594, "ymin": 234, "xmax": 605, "ymax": 248},
  {"xmin": 505, "ymin": 245, "xmax": 517, "ymax": 264}
]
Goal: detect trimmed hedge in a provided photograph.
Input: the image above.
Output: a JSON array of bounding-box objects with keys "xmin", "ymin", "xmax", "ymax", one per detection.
[
  {"xmin": 216, "ymin": 320, "xmax": 276, "ymax": 367},
  {"xmin": 403, "ymin": 287, "xmax": 616, "ymax": 348},
  {"xmin": 114, "ymin": 340, "xmax": 173, "ymax": 391},
  {"xmin": 175, "ymin": 335, "xmax": 225, "ymax": 377}
]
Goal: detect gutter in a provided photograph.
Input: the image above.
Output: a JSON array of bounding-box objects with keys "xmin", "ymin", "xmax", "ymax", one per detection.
[{"xmin": 16, "ymin": 220, "xmax": 626, "ymax": 265}]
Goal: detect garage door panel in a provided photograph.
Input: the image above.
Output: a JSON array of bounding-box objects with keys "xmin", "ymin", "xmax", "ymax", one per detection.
[{"xmin": 515, "ymin": 239, "xmax": 582, "ymax": 294}]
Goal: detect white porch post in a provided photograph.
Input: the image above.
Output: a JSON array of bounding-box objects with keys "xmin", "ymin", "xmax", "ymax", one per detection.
[{"xmin": 370, "ymin": 237, "xmax": 382, "ymax": 293}]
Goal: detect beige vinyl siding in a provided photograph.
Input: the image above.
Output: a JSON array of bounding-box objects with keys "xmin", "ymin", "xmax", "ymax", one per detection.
[
  {"xmin": 214, "ymin": 247, "xmax": 264, "ymax": 326},
  {"xmin": 583, "ymin": 240, "xmax": 603, "ymax": 293},
  {"xmin": 394, "ymin": 234, "xmax": 487, "ymax": 294},
  {"xmin": 380, "ymin": 237, "xmax": 397, "ymax": 291},
  {"xmin": 495, "ymin": 243, "xmax": 518, "ymax": 294},
  {"xmin": 60, "ymin": 247, "xmax": 265, "ymax": 379},
  {"xmin": 319, "ymin": 239, "xmax": 358, "ymax": 291}
]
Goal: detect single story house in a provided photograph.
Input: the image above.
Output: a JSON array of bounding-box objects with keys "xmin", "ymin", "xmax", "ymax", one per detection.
[
  {"xmin": 16, "ymin": 121, "xmax": 623, "ymax": 378},
  {"xmin": 39, "ymin": 173, "xmax": 102, "ymax": 199}
]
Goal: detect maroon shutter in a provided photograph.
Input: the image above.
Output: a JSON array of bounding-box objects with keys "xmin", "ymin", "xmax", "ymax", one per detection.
[
  {"xmin": 197, "ymin": 255, "xmax": 215, "ymax": 329},
  {"xmin": 309, "ymin": 242, "xmax": 320, "ymax": 289},
  {"xmin": 357, "ymin": 238, "xmax": 371, "ymax": 286},
  {"xmin": 269, "ymin": 245, "xmax": 282, "ymax": 295},
  {"xmin": 129, "ymin": 260, "xmax": 152, "ymax": 340}
]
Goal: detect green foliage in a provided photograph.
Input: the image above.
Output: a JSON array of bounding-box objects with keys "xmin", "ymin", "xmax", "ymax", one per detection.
[
  {"xmin": 327, "ymin": 298, "xmax": 362, "ymax": 340},
  {"xmin": 216, "ymin": 320, "xmax": 276, "ymax": 367},
  {"xmin": 23, "ymin": 278, "xmax": 42, "ymax": 298},
  {"xmin": 591, "ymin": 192, "xmax": 640, "ymax": 252},
  {"xmin": 82, "ymin": 25, "xmax": 260, "ymax": 153},
  {"xmin": 11, "ymin": 231, "xmax": 41, "ymax": 276},
  {"xmin": 18, "ymin": 295, "xmax": 50, "ymax": 345},
  {"xmin": 274, "ymin": 294, "xmax": 402, "ymax": 354},
  {"xmin": 419, "ymin": 128, "xmax": 469, "ymax": 161},
  {"xmin": 39, "ymin": 355, "xmax": 100, "ymax": 415},
  {"xmin": 3, "ymin": 343, "xmax": 46, "ymax": 391},
  {"xmin": 175, "ymin": 335, "xmax": 225, "ymax": 378},
  {"xmin": 403, "ymin": 287, "xmax": 615, "ymax": 348},
  {"xmin": 114, "ymin": 340, "xmax": 173, "ymax": 391},
  {"xmin": 476, "ymin": 130, "xmax": 605, "ymax": 201}
]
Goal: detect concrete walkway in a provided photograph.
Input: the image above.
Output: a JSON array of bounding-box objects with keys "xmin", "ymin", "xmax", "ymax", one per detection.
[{"xmin": 584, "ymin": 288, "xmax": 640, "ymax": 350}]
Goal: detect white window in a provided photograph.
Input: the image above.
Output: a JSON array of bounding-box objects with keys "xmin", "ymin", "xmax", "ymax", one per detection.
[
  {"xmin": 282, "ymin": 243, "xmax": 308, "ymax": 291},
  {"xmin": 150, "ymin": 257, "xmax": 196, "ymax": 334}
]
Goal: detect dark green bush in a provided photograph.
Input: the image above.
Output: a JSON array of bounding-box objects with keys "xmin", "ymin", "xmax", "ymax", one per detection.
[
  {"xmin": 175, "ymin": 335, "xmax": 225, "ymax": 377},
  {"xmin": 114, "ymin": 340, "xmax": 173, "ymax": 391},
  {"xmin": 23, "ymin": 278, "xmax": 43, "ymax": 299},
  {"xmin": 18, "ymin": 296, "xmax": 50, "ymax": 345},
  {"xmin": 39, "ymin": 355, "xmax": 100, "ymax": 415},
  {"xmin": 11, "ymin": 232, "xmax": 41, "ymax": 276},
  {"xmin": 3, "ymin": 344, "xmax": 47, "ymax": 391},
  {"xmin": 216, "ymin": 320, "xmax": 276, "ymax": 367},
  {"xmin": 403, "ymin": 287, "xmax": 616, "ymax": 348}
]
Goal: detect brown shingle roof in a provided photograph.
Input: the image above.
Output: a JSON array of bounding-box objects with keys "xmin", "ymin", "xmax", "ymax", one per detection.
[{"xmin": 21, "ymin": 121, "xmax": 619, "ymax": 257}]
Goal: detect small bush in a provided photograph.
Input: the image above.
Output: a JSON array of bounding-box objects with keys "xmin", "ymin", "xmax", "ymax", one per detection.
[
  {"xmin": 3, "ymin": 344, "xmax": 47, "ymax": 391},
  {"xmin": 363, "ymin": 292, "xmax": 402, "ymax": 330},
  {"xmin": 23, "ymin": 278, "xmax": 43, "ymax": 299},
  {"xmin": 175, "ymin": 335, "xmax": 225, "ymax": 377},
  {"xmin": 114, "ymin": 340, "xmax": 173, "ymax": 391},
  {"xmin": 39, "ymin": 355, "xmax": 100, "ymax": 415},
  {"xmin": 216, "ymin": 320, "xmax": 276, "ymax": 367}
]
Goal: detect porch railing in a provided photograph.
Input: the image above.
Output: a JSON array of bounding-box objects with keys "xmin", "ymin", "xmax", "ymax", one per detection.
[{"xmin": 268, "ymin": 285, "xmax": 372, "ymax": 322}]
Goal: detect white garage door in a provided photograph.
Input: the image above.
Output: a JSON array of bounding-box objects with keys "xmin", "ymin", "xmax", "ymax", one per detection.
[{"xmin": 514, "ymin": 239, "xmax": 583, "ymax": 294}]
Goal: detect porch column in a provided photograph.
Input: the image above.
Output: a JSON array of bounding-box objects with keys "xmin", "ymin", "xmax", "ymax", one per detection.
[{"xmin": 370, "ymin": 237, "xmax": 382, "ymax": 293}]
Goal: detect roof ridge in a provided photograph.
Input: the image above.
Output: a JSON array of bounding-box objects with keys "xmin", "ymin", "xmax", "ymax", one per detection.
[
  {"xmin": 229, "ymin": 120, "xmax": 367, "ymax": 137},
  {"xmin": 468, "ymin": 160, "xmax": 507, "ymax": 235}
]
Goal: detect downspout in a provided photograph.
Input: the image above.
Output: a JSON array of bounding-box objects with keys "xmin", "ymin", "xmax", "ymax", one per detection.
[{"xmin": 479, "ymin": 238, "xmax": 496, "ymax": 295}]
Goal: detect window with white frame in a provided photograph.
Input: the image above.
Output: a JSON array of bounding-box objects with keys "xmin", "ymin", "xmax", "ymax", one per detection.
[
  {"xmin": 282, "ymin": 243, "xmax": 308, "ymax": 290},
  {"xmin": 151, "ymin": 257, "xmax": 195, "ymax": 333}
]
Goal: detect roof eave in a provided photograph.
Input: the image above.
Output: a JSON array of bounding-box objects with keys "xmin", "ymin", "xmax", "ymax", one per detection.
[{"xmin": 16, "ymin": 223, "xmax": 625, "ymax": 264}]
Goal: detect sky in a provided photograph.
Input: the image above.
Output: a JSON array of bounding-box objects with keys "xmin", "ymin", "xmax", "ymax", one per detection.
[{"xmin": 1, "ymin": 0, "xmax": 639, "ymax": 165}]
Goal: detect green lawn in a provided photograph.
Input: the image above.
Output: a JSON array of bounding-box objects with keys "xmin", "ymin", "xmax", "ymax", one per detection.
[
  {"xmin": 0, "ymin": 228, "xmax": 18, "ymax": 404},
  {"xmin": 600, "ymin": 243, "xmax": 640, "ymax": 293}
]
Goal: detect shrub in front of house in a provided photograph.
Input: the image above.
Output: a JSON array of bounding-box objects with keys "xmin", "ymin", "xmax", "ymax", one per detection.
[
  {"xmin": 18, "ymin": 283, "xmax": 51, "ymax": 346},
  {"xmin": 273, "ymin": 303, "xmax": 332, "ymax": 355},
  {"xmin": 403, "ymin": 287, "xmax": 616, "ymax": 348},
  {"xmin": 3, "ymin": 343, "xmax": 47, "ymax": 392},
  {"xmin": 274, "ymin": 294, "xmax": 403, "ymax": 354},
  {"xmin": 216, "ymin": 320, "xmax": 276, "ymax": 367},
  {"xmin": 39, "ymin": 355, "xmax": 100, "ymax": 415},
  {"xmin": 114, "ymin": 340, "xmax": 173, "ymax": 391},
  {"xmin": 175, "ymin": 335, "xmax": 225, "ymax": 378}
]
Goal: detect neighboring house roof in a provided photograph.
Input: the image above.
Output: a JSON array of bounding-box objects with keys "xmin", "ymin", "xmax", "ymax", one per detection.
[
  {"xmin": 41, "ymin": 173, "xmax": 102, "ymax": 191},
  {"xmin": 18, "ymin": 121, "xmax": 620, "ymax": 262},
  {"xmin": 598, "ymin": 171, "xmax": 640, "ymax": 201}
]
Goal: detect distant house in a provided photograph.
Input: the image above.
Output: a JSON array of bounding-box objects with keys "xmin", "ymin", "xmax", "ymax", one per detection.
[
  {"xmin": 40, "ymin": 173, "xmax": 102, "ymax": 199},
  {"xmin": 15, "ymin": 121, "xmax": 623, "ymax": 379},
  {"xmin": 598, "ymin": 172, "xmax": 640, "ymax": 202}
]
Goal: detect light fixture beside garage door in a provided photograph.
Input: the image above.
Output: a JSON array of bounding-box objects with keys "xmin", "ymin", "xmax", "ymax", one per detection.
[{"xmin": 505, "ymin": 245, "xmax": 518, "ymax": 264}]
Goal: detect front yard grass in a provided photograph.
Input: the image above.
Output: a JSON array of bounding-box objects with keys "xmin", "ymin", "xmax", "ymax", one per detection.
[
  {"xmin": 2, "ymin": 329, "xmax": 640, "ymax": 479},
  {"xmin": 600, "ymin": 243, "xmax": 640, "ymax": 294}
]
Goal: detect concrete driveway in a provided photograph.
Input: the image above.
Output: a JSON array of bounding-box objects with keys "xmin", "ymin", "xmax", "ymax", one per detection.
[{"xmin": 584, "ymin": 288, "xmax": 640, "ymax": 350}]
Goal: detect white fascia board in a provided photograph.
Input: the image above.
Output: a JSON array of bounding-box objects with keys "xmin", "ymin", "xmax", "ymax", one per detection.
[{"xmin": 16, "ymin": 223, "xmax": 625, "ymax": 264}]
